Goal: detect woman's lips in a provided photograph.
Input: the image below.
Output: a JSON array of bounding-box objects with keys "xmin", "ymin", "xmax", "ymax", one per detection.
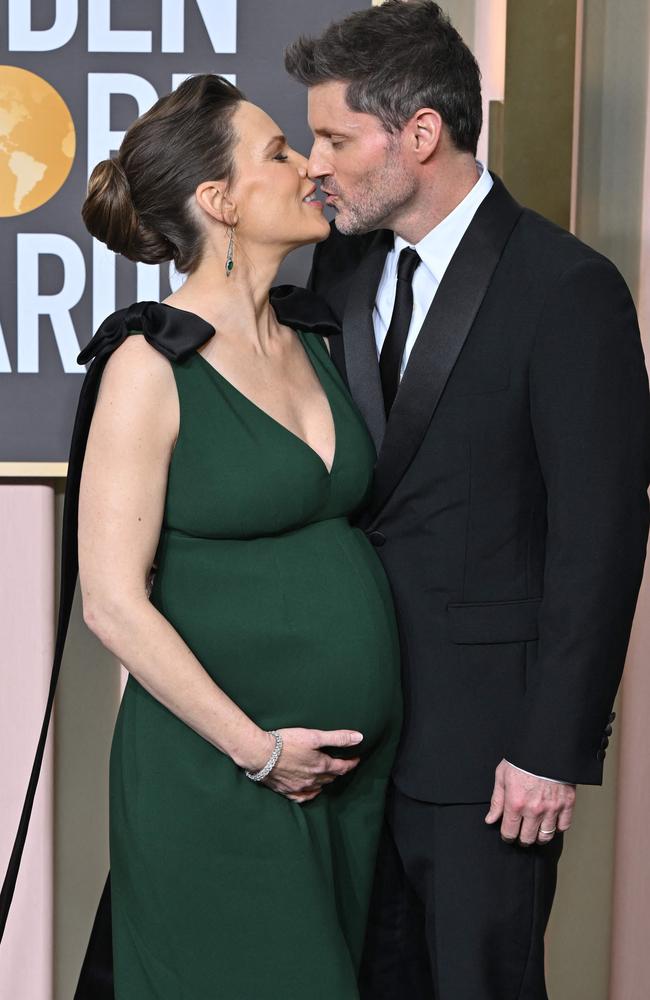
[{"xmin": 302, "ymin": 186, "xmax": 325, "ymax": 209}]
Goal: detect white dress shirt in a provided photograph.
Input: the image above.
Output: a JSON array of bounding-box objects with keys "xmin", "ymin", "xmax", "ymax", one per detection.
[
  {"xmin": 372, "ymin": 163, "xmax": 569, "ymax": 787},
  {"xmin": 373, "ymin": 161, "xmax": 493, "ymax": 374}
]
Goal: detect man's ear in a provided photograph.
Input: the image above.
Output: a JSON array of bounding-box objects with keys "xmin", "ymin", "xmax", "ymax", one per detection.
[
  {"xmin": 408, "ymin": 108, "xmax": 443, "ymax": 163},
  {"xmin": 195, "ymin": 181, "xmax": 239, "ymax": 227}
]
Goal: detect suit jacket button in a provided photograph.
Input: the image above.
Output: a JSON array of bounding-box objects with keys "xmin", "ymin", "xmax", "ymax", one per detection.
[
  {"xmin": 600, "ymin": 736, "xmax": 610, "ymax": 749},
  {"xmin": 368, "ymin": 530, "xmax": 386, "ymax": 547},
  {"xmin": 609, "ymin": 711, "xmax": 617, "ymax": 723},
  {"xmin": 604, "ymin": 724, "xmax": 613, "ymax": 737},
  {"xmin": 597, "ymin": 749, "xmax": 607, "ymax": 761}
]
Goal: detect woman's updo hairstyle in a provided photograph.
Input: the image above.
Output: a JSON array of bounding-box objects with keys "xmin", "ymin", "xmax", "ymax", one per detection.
[{"xmin": 82, "ymin": 74, "xmax": 245, "ymax": 274}]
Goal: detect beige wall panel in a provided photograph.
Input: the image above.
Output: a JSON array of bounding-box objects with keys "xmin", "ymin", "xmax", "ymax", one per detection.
[
  {"xmin": 441, "ymin": 0, "xmax": 475, "ymax": 49},
  {"xmin": 501, "ymin": 0, "xmax": 577, "ymax": 228},
  {"xmin": 610, "ymin": 577, "xmax": 650, "ymax": 999},
  {"xmin": 545, "ymin": 738, "xmax": 620, "ymax": 1000},
  {"xmin": 53, "ymin": 484, "xmax": 122, "ymax": 1000},
  {"xmin": 609, "ymin": 9, "xmax": 650, "ymax": 994},
  {"xmin": 373, "ymin": 0, "xmax": 475, "ymax": 45},
  {"xmin": 576, "ymin": 0, "xmax": 649, "ymax": 295}
]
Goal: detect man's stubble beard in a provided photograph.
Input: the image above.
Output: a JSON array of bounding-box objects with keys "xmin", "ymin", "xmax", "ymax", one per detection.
[{"xmin": 333, "ymin": 143, "xmax": 417, "ymax": 236}]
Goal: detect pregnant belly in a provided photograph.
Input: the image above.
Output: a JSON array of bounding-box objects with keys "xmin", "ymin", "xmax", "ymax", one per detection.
[{"xmin": 150, "ymin": 520, "xmax": 401, "ymax": 754}]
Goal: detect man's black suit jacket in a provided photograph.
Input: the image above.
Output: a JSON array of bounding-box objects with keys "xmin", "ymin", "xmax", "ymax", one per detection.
[{"xmin": 308, "ymin": 174, "xmax": 650, "ymax": 803}]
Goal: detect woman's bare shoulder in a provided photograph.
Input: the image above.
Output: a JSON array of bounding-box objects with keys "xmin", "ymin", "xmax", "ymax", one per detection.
[
  {"xmin": 101, "ymin": 331, "xmax": 174, "ymax": 379},
  {"xmin": 93, "ymin": 333, "xmax": 179, "ymax": 443}
]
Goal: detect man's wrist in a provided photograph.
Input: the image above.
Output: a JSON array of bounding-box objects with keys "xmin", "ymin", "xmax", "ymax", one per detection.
[{"xmin": 504, "ymin": 759, "xmax": 572, "ymax": 785}]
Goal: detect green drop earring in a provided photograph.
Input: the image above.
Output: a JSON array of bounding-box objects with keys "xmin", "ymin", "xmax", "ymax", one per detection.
[{"xmin": 225, "ymin": 226, "xmax": 235, "ymax": 277}]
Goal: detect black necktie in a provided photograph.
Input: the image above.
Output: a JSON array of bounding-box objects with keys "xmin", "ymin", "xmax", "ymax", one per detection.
[{"xmin": 379, "ymin": 247, "xmax": 421, "ymax": 415}]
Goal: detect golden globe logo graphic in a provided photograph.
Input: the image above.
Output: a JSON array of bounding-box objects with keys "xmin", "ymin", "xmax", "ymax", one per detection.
[{"xmin": 0, "ymin": 65, "xmax": 75, "ymax": 218}]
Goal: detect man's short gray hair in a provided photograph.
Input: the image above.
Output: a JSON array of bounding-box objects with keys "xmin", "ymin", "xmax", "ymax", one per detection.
[{"xmin": 285, "ymin": 0, "xmax": 482, "ymax": 155}]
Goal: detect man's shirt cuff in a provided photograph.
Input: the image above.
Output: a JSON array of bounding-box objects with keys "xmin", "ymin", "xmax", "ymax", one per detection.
[{"xmin": 505, "ymin": 760, "xmax": 573, "ymax": 785}]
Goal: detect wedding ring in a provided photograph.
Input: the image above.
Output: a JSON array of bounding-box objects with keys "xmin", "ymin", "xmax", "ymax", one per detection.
[{"xmin": 540, "ymin": 827, "xmax": 557, "ymax": 835}]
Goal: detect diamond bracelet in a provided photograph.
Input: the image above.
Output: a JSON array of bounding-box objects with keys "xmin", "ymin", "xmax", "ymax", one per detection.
[{"xmin": 244, "ymin": 730, "xmax": 283, "ymax": 782}]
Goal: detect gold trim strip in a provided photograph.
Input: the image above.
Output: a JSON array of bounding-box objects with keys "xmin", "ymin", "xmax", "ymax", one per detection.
[{"xmin": 0, "ymin": 463, "xmax": 68, "ymax": 478}]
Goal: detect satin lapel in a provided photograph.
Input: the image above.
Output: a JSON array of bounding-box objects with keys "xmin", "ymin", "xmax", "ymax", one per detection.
[
  {"xmin": 342, "ymin": 229, "xmax": 393, "ymax": 452},
  {"xmin": 367, "ymin": 176, "xmax": 524, "ymax": 524}
]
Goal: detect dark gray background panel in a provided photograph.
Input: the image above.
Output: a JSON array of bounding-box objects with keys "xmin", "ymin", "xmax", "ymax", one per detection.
[{"xmin": 0, "ymin": 0, "xmax": 358, "ymax": 461}]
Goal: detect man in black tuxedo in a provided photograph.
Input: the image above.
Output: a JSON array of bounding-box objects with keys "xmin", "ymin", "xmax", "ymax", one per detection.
[{"xmin": 285, "ymin": 2, "xmax": 650, "ymax": 997}]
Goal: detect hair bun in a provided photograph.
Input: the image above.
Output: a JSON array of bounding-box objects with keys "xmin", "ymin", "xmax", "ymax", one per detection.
[
  {"xmin": 82, "ymin": 75, "xmax": 245, "ymax": 273},
  {"xmin": 82, "ymin": 157, "xmax": 173, "ymax": 265}
]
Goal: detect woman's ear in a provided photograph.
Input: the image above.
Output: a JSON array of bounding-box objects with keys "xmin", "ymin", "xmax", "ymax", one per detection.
[{"xmin": 195, "ymin": 182, "xmax": 239, "ymax": 227}]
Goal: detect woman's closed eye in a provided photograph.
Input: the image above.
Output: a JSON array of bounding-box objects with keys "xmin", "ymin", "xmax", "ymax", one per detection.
[{"xmin": 273, "ymin": 152, "xmax": 289, "ymax": 162}]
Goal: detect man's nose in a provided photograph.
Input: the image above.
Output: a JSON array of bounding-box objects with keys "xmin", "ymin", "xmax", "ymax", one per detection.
[{"xmin": 307, "ymin": 144, "xmax": 330, "ymax": 181}]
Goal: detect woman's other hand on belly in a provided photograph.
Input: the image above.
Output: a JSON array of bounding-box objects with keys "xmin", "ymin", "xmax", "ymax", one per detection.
[{"xmin": 241, "ymin": 727, "xmax": 364, "ymax": 803}]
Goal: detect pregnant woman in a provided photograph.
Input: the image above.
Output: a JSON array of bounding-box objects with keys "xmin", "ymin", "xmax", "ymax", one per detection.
[{"xmin": 72, "ymin": 74, "xmax": 401, "ymax": 997}]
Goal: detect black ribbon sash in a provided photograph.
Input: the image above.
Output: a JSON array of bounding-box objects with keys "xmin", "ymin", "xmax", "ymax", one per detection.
[{"xmin": 0, "ymin": 289, "xmax": 340, "ymax": 978}]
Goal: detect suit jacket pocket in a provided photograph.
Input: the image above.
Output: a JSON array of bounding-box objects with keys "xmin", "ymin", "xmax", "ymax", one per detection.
[{"xmin": 447, "ymin": 596, "xmax": 541, "ymax": 644}]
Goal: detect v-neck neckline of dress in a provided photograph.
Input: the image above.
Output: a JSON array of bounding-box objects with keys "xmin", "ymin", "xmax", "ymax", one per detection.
[
  {"xmin": 158, "ymin": 300, "xmax": 338, "ymax": 477},
  {"xmin": 193, "ymin": 343, "xmax": 338, "ymax": 478}
]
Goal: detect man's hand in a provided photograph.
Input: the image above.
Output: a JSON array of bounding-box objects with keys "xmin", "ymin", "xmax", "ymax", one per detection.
[{"xmin": 485, "ymin": 759, "xmax": 576, "ymax": 845}]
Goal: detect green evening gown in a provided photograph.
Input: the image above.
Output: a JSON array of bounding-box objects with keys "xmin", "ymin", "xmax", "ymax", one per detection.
[{"xmin": 108, "ymin": 316, "xmax": 402, "ymax": 998}]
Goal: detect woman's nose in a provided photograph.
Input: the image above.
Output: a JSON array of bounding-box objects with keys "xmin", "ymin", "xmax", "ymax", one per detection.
[{"xmin": 307, "ymin": 148, "xmax": 328, "ymax": 181}]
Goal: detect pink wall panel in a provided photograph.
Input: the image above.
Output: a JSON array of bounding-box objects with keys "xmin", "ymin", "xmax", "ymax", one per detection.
[{"xmin": 0, "ymin": 484, "xmax": 55, "ymax": 998}]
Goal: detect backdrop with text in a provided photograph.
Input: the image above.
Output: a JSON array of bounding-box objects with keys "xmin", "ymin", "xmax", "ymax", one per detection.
[{"xmin": 0, "ymin": 0, "xmax": 356, "ymax": 464}]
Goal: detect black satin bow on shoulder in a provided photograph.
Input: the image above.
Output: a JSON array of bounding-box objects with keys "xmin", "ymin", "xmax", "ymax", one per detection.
[
  {"xmin": 268, "ymin": 284, "xmax": 342, "ymax": 342},
  {"xmin": 76, "ymin": 285, "xmax": 341, "ymax": 367},
  {"xmin": 76, "ymin": 300, "xmax": 216, "ymax": 367},
  {"xmin": 0, "ymin": 286, "xmax": 341, "ymax": 960}
]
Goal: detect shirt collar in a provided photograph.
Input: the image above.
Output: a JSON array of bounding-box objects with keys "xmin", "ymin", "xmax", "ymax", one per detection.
[{"xmin": 393, "ymin": 162, "xmax": 494, "ymax": 285}]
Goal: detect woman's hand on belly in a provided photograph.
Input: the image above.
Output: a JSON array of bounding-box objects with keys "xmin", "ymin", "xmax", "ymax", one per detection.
[{"xmin": 252, "ymin": 728, "xmax": 364, "ymax": 804}]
